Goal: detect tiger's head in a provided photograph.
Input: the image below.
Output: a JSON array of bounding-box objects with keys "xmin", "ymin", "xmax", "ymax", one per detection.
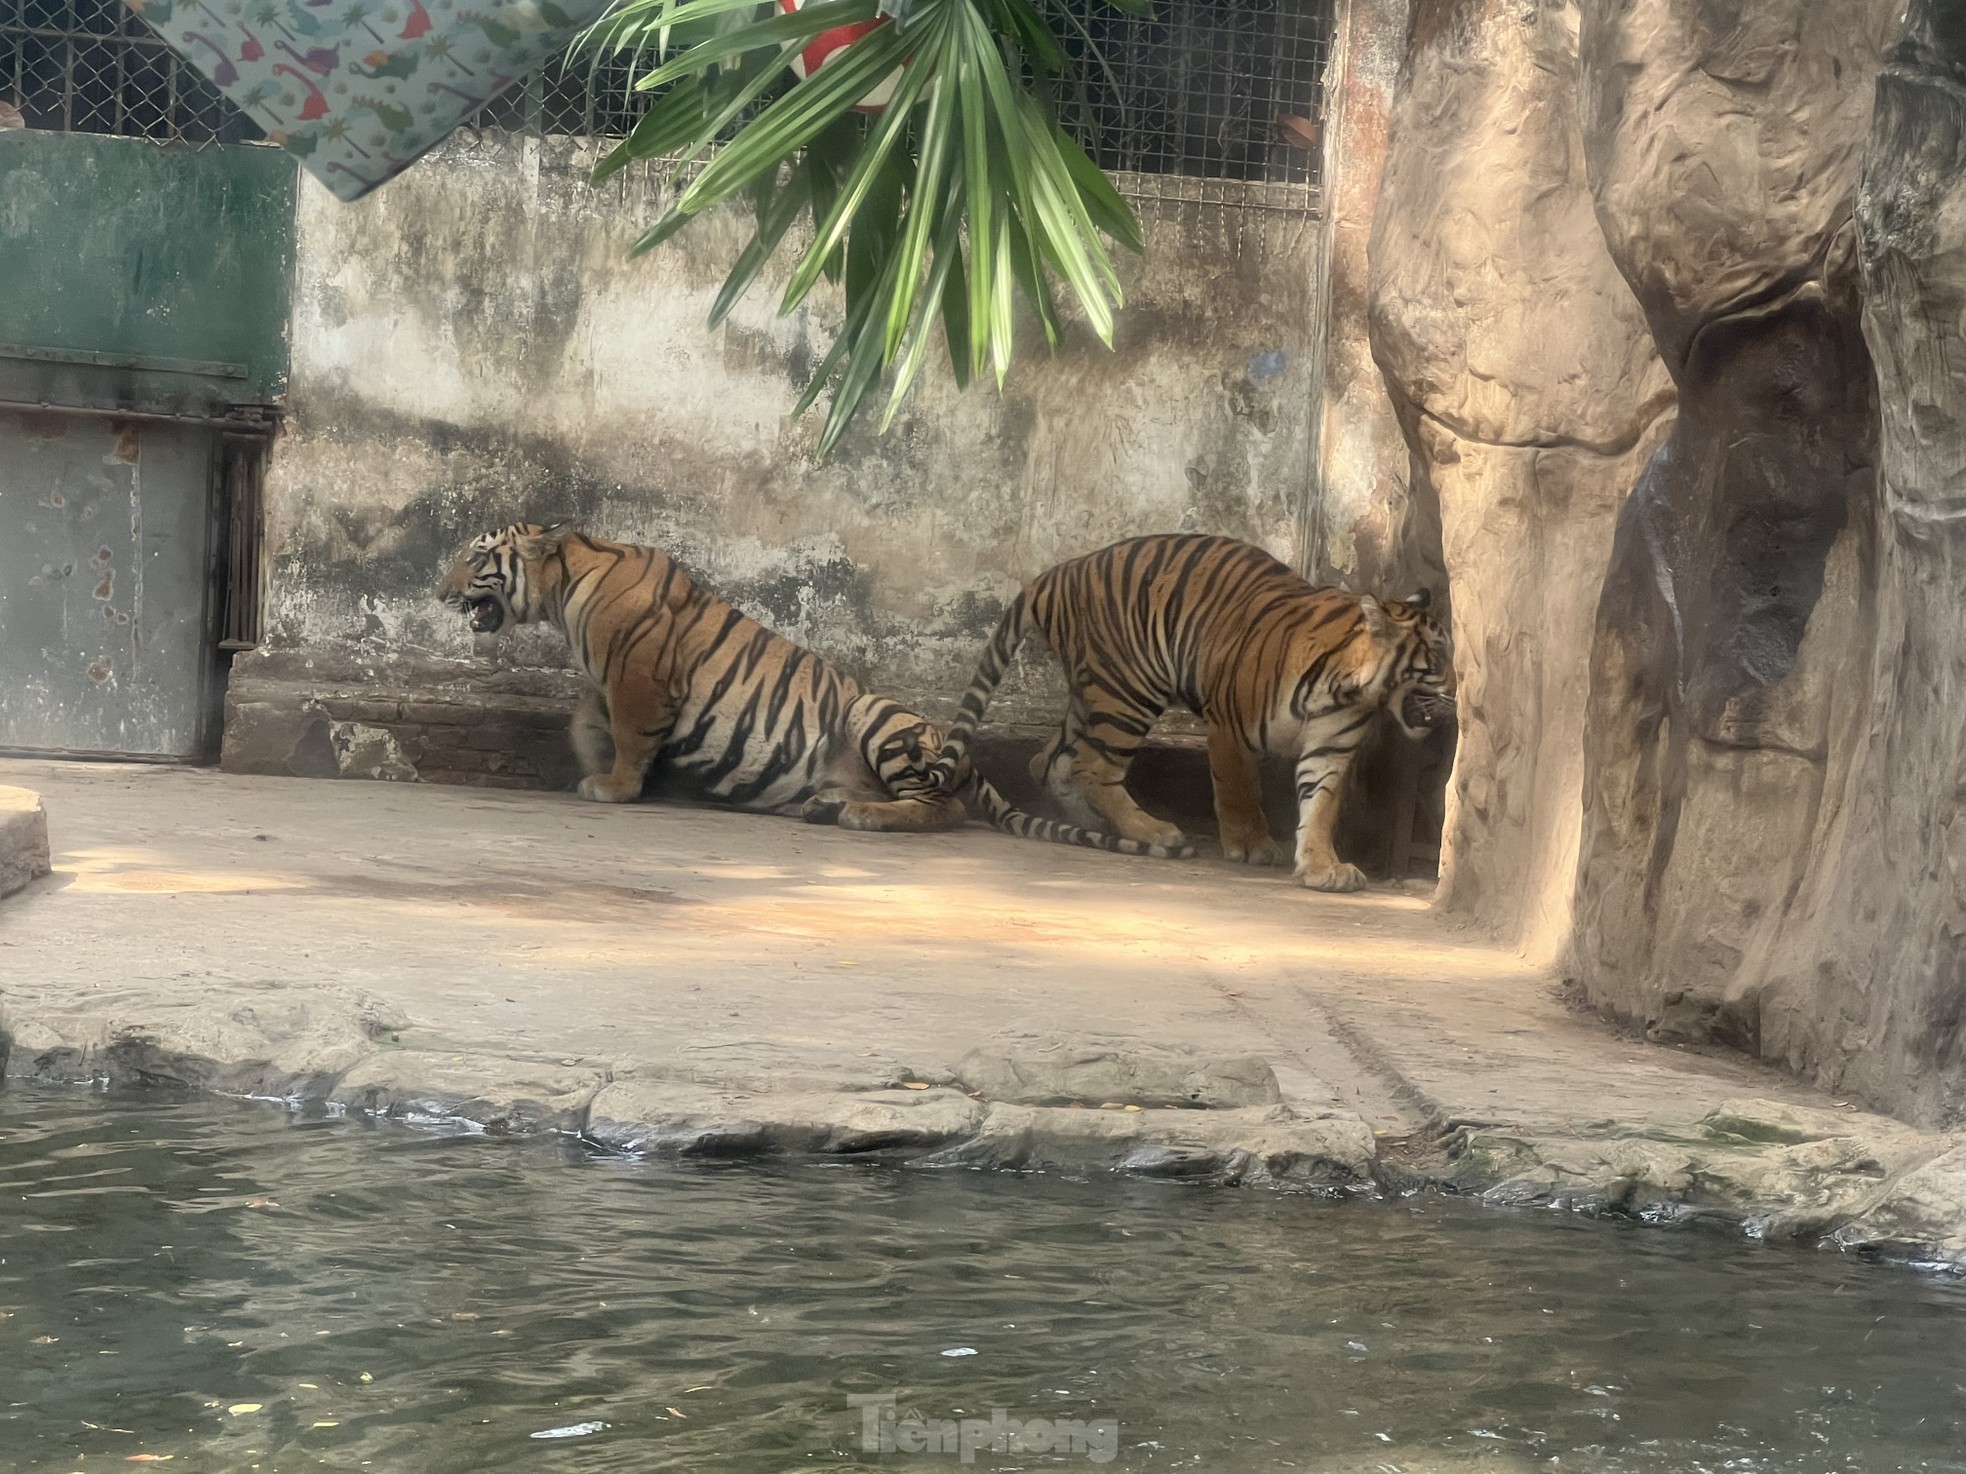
[
  {"xmin": 1362, "ymin": 587, "xmax": 1455, "ymax": 738},
  {"xmin": 437, "ymin": 523, "xmax": 568, "ymax": 635}
]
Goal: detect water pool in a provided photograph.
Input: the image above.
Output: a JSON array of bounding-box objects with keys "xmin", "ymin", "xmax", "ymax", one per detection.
[{"xmin": 3, "ymin": 1088, "xmax": 1964, "ymax": 1472}]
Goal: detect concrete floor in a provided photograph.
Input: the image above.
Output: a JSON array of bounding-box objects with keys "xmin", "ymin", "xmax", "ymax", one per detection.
[{"xmin": 0, "ymin": 758, "xmax": 1815, "ymax": 1128}]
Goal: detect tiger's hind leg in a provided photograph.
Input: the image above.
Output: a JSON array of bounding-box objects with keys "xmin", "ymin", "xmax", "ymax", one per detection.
[
  {"xmin": 1028, "ymin": 712, "xmax": 1106, "ymax": 831},
  {"xmin": 1028, "ymin": 721, "xmax": 1069, "ymax": 789},
  {"xmin": 805, "ymin": 695, "xmax": 970, "ymax": 834},
  {"xmin": 1055, "ymin": 696, "xmax": 1189, "ymax": 852}
]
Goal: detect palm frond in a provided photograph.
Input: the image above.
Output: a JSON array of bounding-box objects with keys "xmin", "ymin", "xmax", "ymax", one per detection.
[{"xmin": 582, "ymin": 0, "xmax": 1145, "ymax": 453}]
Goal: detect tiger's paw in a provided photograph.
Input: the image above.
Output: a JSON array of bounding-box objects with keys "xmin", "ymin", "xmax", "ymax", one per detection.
[
  {"xmin": 801, "ymin": 794, "xmax": 848, "ymax": 826},
  {"xmin": 1222, "ymin": 833, "xmax": 1286, "ymax": 866},
  {"xmin": 1298, "ymin": 861, "xmax": 1367, "ymax": 893},
  {"xmin": 577, "ymin": 774, "xmax": 641, "ymax": 803},
  {"xmin": 1137, "ymin": 820, "xmax": 1192, "ymax": 853}
]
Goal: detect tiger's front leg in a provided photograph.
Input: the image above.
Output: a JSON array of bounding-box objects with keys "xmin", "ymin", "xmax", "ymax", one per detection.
[
  {"xmin": 1291, "ymin": 711, "xmax": 1372, "ymax": 892},
  {"xmin": 570, "ymin": 689, "xmax": 614, "ymax": 778},
  {"xmin": 576, "ymin": 682, "xmax": 674, "ymax": 804}
]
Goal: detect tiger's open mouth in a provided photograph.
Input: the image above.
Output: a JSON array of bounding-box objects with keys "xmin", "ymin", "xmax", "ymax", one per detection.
[
  {"xmin": 1401, "ymin": 689, "xmax": 1452, "ymax": 730},
  {"xmin": 466, "ymin": 596, "xmax": 505, "ymax": 634}
]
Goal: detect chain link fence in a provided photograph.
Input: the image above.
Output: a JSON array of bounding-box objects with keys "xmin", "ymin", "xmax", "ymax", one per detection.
[
  {"xmin": 3, "ymin": 0, "xmax": 1330, "ymax": 208},
  {"xmin": 0, "ymin": 0, "xmax": 262, "ymax": 142},
  {"xmin": 1046, "ymin": 0, "xmax": 1329, "ymax": 193}
]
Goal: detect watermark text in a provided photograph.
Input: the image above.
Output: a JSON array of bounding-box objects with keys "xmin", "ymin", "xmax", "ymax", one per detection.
[{"xmin": 848, "ymin": 1393, "xmax": 1118, "ymax": 1464}]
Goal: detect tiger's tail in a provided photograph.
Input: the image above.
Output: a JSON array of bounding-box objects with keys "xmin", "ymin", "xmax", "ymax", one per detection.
[
  {"xmin": 962, "ymin": 772, "xmax": 1194, "ymax": 860},
  {"xmin": 926, "ymin": 587, "xmax": 1033, "ymax": 791}
]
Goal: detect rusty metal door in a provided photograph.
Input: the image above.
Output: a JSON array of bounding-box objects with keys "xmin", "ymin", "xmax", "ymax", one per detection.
[
  {"xmin": 0, "ymin": 410, "xmax": 220, "ymax": 759},
  {"xmin": 0, "ymin": 122, "xmax": 294, "ymax": 762}
]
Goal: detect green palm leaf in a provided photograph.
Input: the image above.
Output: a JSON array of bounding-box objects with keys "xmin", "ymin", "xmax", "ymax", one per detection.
[{"xmin": 581, "ymin": 0, "xmax": 1146, "ymax": 454}]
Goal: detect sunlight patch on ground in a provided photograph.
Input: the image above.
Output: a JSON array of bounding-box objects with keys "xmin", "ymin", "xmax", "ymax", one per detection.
[{"xmin": 62, "ymin": 847, "xmax": 308, "ymax": 895}]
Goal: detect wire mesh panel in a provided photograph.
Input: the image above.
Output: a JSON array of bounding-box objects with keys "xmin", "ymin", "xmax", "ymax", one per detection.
[
  {"xmin": 470, "ymin": 47, "xmax": 647, "ymax": 138},
  {"xmin": 0, "ymin": 0, "xmax": 264, "ymax": 142},
  {"xmin": 471, "ymin": 0, "xmax": 1335, "ymax": 214},
  {"xmin": 1044, "ymin": 0, "xmax": 1331, "ymax": 191},
  {"xmin": 464, "ymin": 46, "xmax": 773, "ymax": 141}
]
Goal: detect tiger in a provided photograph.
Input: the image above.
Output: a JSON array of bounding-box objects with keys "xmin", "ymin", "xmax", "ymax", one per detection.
[
  {"xmin": 923, "ymin": 533, "xmax": 1455, "ymax": 892},
  {"xmin": 436, "ymin": 524, "xmax": 1188, "ymax": 858}
]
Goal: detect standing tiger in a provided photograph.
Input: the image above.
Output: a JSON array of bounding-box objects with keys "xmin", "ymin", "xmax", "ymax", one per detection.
[
  {"xmin": 924, "ymin": 533, "xmax": 1454, "ymax": 892},
  {"xmin": 436, "ymin": 524, "xmax": 1186, "ymax": 857}
]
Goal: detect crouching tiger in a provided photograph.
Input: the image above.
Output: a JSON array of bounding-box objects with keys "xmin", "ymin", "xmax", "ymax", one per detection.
[
  {"xmin": 925, "ymin": 533, "xmax": 1454, "ymax": 892},
  {"xmin": 437, "ymin": 524, "xmax": 1187, "ymax": 857}
]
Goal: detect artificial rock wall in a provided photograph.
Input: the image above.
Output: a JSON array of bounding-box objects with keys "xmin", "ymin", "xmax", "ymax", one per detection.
[
  {"xmin": 1754, "ymin": 0, "xmax": 1966, "ymax": 1126},
  {"xmin": 1368, "ymin": 0, "xmax": 1675, "ymax": 959},
  {"xmin": 1571, "ymin": 0, "xmax": 1897, "ymax": 1059},
  {"xmin": 1372, "ymin": 0, "xmax": 1966, "ymax": 1127}
]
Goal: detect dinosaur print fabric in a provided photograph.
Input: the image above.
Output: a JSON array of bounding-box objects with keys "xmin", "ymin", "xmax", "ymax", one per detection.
[{"xmin": 128, "ymin": 0, "xmax": 611, "ymax": 199}]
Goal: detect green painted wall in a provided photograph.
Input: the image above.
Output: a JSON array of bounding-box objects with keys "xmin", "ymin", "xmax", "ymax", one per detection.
[{"xmin": 0, "ymin": 133, "xmax": 296, "ymax": 403}]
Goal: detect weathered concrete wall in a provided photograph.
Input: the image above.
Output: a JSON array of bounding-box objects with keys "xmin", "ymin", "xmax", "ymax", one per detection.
[{"xmin": 225, "ymin": 130, "xmax": 1333, "ymax": 788}]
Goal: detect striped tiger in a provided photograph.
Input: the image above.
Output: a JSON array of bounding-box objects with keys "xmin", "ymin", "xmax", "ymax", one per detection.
[
  {"xmin": 436, "ymin": 525, "xmax": 1187, "ymax": 858},
  {"xmin": 924, "ymin": 533, "xmax": 1454, "ymax": 891}
]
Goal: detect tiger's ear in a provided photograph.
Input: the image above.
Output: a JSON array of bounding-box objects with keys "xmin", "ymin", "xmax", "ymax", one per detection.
[
  {"xmin": 1358, "ymin": 595, "xmax": 1391, "ymax": 638},
  {"xmin": 1407, "ymin": 587, "xmax": 1432, "ymax": 611}
]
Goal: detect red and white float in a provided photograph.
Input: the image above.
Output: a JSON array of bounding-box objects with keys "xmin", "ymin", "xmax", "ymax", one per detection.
[{"xmin": 776, "ymin": 0, "xmax": 898, "ymax": 112}]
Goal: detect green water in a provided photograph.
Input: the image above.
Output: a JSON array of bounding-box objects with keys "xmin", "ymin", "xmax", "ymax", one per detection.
[{"xmin": 3, "ymin": 1088, "xmax": 1965, "ymax": 1473}]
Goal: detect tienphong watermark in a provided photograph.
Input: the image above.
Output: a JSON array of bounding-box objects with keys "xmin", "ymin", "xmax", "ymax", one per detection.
[{"xmin": 848, "ymin": 1393, "xmax": 1118, "ymax": 1464}]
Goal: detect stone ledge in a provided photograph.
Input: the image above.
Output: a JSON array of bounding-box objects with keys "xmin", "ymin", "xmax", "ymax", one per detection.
[
  {"xmin": 1436, "ymin": 1097, "xmax": 1966, "ymax": 1266},
  {"xmin": 26, "ymin": 1012, "xmax": 1966, "ymax": 1258},
  {"xmin": 5, "ymin": 1014, "xmax": 1376, "ymax": 1190},
  {"xmin": 585, "ymin": 1080, "xmax": 1379, "ymax": 1190},
  {"xmin": 218, "ymin": 647, "xmax": 1224, "ymax": 814},
  {"xmin": 5, "ymin": 755, "xmax": 1963, "ymax": 1267},
  {"xmin": 0, "ymin": 787, "xmax": 50, "ymax": 900},
  {"xmin": 222, "ymin": 647, "xmax": 584, "ymax": 789}
]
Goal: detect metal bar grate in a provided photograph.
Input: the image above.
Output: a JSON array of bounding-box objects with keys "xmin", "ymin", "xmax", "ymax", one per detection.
[
  {"xmin": 217, "ymin": 431, "xmax": 267, "ymax": 650},
  {"xmin": 1042, "ymin": 0, "xmax": 1329, "ymax": 190}
]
